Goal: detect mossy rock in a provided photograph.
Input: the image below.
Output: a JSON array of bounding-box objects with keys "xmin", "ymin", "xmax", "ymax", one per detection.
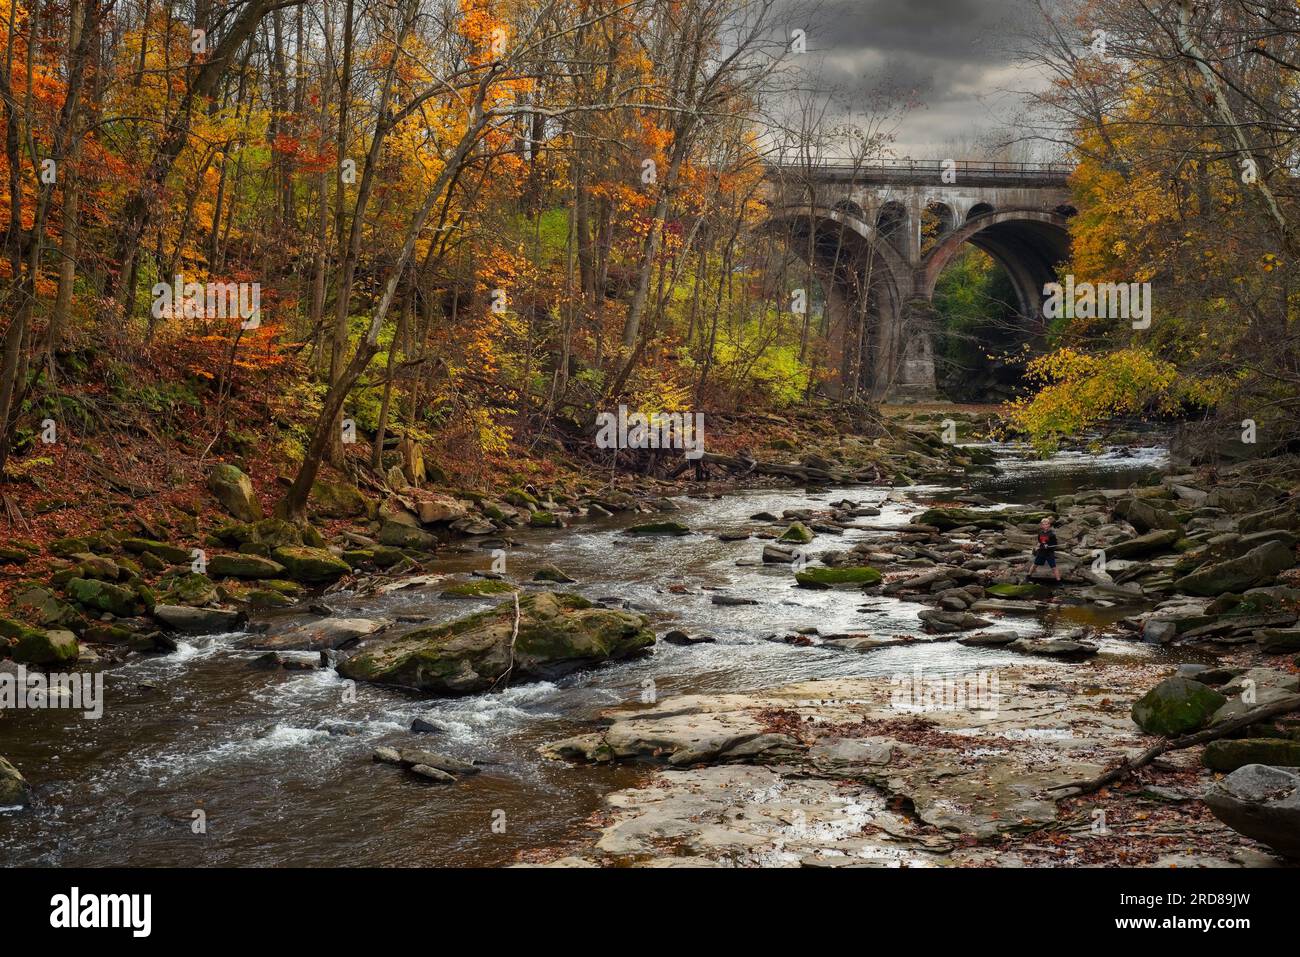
[
  {"xmin": 529, "ymin": 511, "xmax": 561, "ymax": 528},
  {"xmin": 269, "ymin": 546, "xmax": 350, "ymax": 583},
  {"xmin": 795, "ymin": 566, "xmax": 882, "ymax": 589},
  {"xmin": 64, "ymin": 578, "xmax": 141, "ymax": 617},
  {"xmin": 11, "ymin": 626, "xmax": 79, "ymax": 665},
  {"xmin": 440, "ymin": 579, "xmax": 515, "ymax": 599},
  {"xmin": 371, "ymin": 546, "xmax": 406, "ymax": 569},
  {"xmin": 251, "ymin": 518, "xmax": 305, "ymax": 549},
  {"xmin": 1203, "ymin": 738, "xmax": 1300, "ymax": 772},
  {"xmin": 342, "ymin": 549, "xmax": 376, "ymax": 569},
  {"xmin": 337, "ymin": 591, "xmax": 653, "ymax": 695},
  {"xmin": 259, "ymin": 579, "xmax": 303, "ymax": 596},
  {"xmin": 1131, "ymin": 677, "xmax": 1227, "ymax": 736},
  {"xmin": 11, "ymin": 585, "xmax": 82, "ymax": 630},
  {"xmin": 987, "ymin": 582, "xmax": 1053, "ymax": 599},
  {"xmin": 378, "ymin": 521, "xmax": 437, "ymax": 549},
  {"xmin": 208, "ymin": 553, "xmax": 286, "ymax": 579},
  {"xmin": 779, "ymin": 522, "xmax": 814, "ymax": 544},
  {"xmin": 160, "ymin": 573, "xmax": 218, "ymax": 606},
  {"xmin": 914, "ymin": 508, "xmax": 1050, "ymax": 531},
  {"xmin": 310, "ymin": 480, "xmax": 370, "ymax": 519},
  {"xmin": 626, "ymin": 521, "xmax": 690, "ymax": 536},
  {"xmin": 504, "ymin": 488, "xmax": 540, "ymax": 509},
  {"xmin": 121, "ymin": 537, "xmax": 192, "ymax": 564},
  {"xmin": 49, "ymin": 536, "xmax": 92, "ymax": 558},
  {"xmin": 241, "ymin": 588, "xmax": 296, "ymax": 609},
  {"xmin": 208, "ymin": 462, "xmax": 262, "ymax": 522}
]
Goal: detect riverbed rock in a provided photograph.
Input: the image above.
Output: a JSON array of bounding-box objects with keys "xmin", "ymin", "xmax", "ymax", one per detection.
[
  {"xmin": 208, "ymin": 463, "xmax": 262, "ymax": 522},
  {"xmin": 626, "ymin": 521, "xmax": 690, "ymax": 536},
  {"xmin": 269, "ymin": 546, "xmax": 351, "ymax": 583},
  {"xmin": 986, "ymin": 582, "xmax": 1053, "ymax": 600},
  {"xmin": 1131, "ymin": 677, "xmax": 1227, "ymax": 736},
  {"xmin": 440, "ymin": 579, "xmax": 514, "ymax": 599},
  {"xmin": 917, "ymin": 609, "xmax": 992, "ymax": 633},
  {"xmin": 242, "ymin": 617, "xmax": 384, "ymax": 652},
  {"xmin": 1204, "ymin": 764, "xmax": 1300, "ymax": 858},
  {"xmin": 1255, "ymin": 627, "xmax": 1300, "ymax": 654},
  {"xmin": 1008, "ymin": 637, "xmax": 1099, "ymax": 660},
  {"xmin": 0, "ymin": 755, "xmax": 30, "ymax": 808},
  {"xmin": 794, "ymin": 566, "xmax": 881, "ymax": 589},
  {"xmin": 1113, "ymin": 497, "xmax": 1181, "ymax": 534},
  {"xmin": 532, "ymin": 564, "xmax": 577, "ymax": 584},
  {"xmin": 779, "ymin": 522, "xmax": 814, "ymax": 544},
  {"xmin": 337, "ymin": 591, "xmax": 654, "ymax": 695},
  {"xmin": 151, "ymin": 604, "xmax": 247, "ymax": 635},
  {"xmin": 1107, "ymin": 528, "xmax": 1181, "ymax": 559},
  {"xmin": 1173, "ymin": 540, "xmax": 1297, "ymax": 596},
  {"xmin": 1202, "ymin": 738, "xmax": 1300, "ymax": 772},
  {"xmin": 415, "ymin": 493, "xmax": 469, "ymax": 525}
]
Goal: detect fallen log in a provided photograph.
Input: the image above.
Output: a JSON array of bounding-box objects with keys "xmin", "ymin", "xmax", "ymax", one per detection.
[{"xmin": 1046, "ymin": 693, "xmax": 1300, "ymax": 798}]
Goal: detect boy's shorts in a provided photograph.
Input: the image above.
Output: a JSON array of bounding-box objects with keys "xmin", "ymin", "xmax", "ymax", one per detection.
[{"xmin": 1033, "ymin": 553, "xmax": 1056, "ymax": 567}]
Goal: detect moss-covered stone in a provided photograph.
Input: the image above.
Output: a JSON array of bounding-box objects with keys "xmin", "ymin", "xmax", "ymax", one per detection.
[
  {"xmin": 779, "ymin": 522, "xmax": 815, "ymax": 544},
  {"xmin": 1203, "ymin": 738, "xmax": 1300, "ymax": 772},
  {"xmin": 49, "ymin": 536, "xmax": 92, "ymax": 558},
  {"xmin": 159, "ymin": 573, "xmax": 217, "ymax": 606},
  {"xmin": 794, "ymin": 566, "xmax": 882, "ymax": 588},
  {"xmin": 310, "ymin": 480, "xmax": 369, "ymax": 519},
  {"xmin": 269, "ymin": 546, "xmax": 350, "ymax": 583},
  {"xmin": 11, "ymin": 585, "xmax": 82, "ymax": 630},
  {"xmin": 64, "ymin": 577, "xmax": 140, "ymax": 617},
  {"xmin": 120, "ymin": 538, "xmax": 192, "ymax": 564},
  {"xmin": 208, "ymin": 462, "xmax": 262, "ymax": 521},
  {"xmin": 529, "ymin": 511, "xmax": 561, "ymax": 528},
  {"xmin": 1131, "ymin": 677, "xmax": 1227, "ymax": 736},
  {"xmin": 337, "ymin": 591, "xmax": 653, "ymax": 695},
  {"xmin": 207, "ymin": 553, "xmax": 286, "ymax": 579},
  {"xmin": 10, "ymin": 626, "xmax": 79, "ymax": 664},
  {"xmin": 626, "ymin": 521, "xmax": 690, "ymax": 536},
  {"xmin": 439, "ymin": 579, "xmax": 515, "ymax": 599}
]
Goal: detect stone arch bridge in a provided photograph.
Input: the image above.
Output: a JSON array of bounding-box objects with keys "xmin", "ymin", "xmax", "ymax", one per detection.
[{"xmin": 765, "ymin": 160, "xmax": 1074, "ymax": 401}]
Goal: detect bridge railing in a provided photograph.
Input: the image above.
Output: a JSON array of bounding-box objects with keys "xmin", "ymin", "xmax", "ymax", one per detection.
[{"xmin": 766, "ymin": 158, "xmax": 1073, "ymax": 182}]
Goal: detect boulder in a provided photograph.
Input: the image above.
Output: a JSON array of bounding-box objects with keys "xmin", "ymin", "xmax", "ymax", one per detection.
[
  {"xmin": 64, "ymin": 577, "xmax": 140, "ymax": 617},
  {"xmin": 415, "ymin": 494, "xmax": 468, "ymax": 525},
  {"xmin": 270, "ymin": 546, "xmax": 351, "ymax": 583},
  {"xmin": 120, "ymin": 537, "xmax": 192, "ymax": 564},
  {"xmin": 152, "ymin": 604, "xmax": 247, "ymax": 635},
  {"xmin": 378, "ymin": 521, "xmax": 437, "ymax": 549},
  {"xmin": 1202, "ymin": 739, "xmax": 1300, "ymax": 773},
  {"xmin": 1131, "ymin": 676, "xmax": 1227, "ymax": 736},
  {"xmin": 778, "ymin": 522, "xmax": 814, "ymax": 544},
  {"xmin": 986, "ymin": 582, "xmax": 1053, "ymax": 599},
  {"xmin": 918, "ymin": 610, "xmax": 992, "ymax": 633},
  {"xmin": 7, "ymin": 625, "xmax": 78, "ymax": 664},
  {"xmin": 337, "ymin": 592, "xmax": 654, "ymax": 695},
  {"xmin": 1143, "ymin": 619, "xmax": 1178, "ymax": 645},
  {"xmin": 1107, "ymin": 528, "xmax": 1181, "ymax": 559},
  {"xmin": 208, "ymin": 463, "xmax": 262, "ymax": 521},
  {"xmin": 1255, "ymin": 627, "xmax": 1300, "ymax": 654},
  {"xmin": 12, "ymin": 585, "xmax": 81, "ymax": 630},
  {"xmin": 913, "ymin": 507, "xmax": 1050, "ymax": 531},
  {"xmin": 208, "ymin": 553, "xmax": 286, "ymax": 579},
  {"xmin": 0, "ymin": 755, "xmax": 30, "ymax": 808},
  {"xmin": 625, "ymin": 521, "xmax": 690, "ymax": 536},
  {"xmin": 1204, "ymin": 764, "xmax": 1300, "ymax": 858},
  {"xmin": 794, "ymin": 566, "xmax": 882, "ymax": 589},
  {"xmin": 1007, "ymin": 638, "xmax": 1098, "ymax": 660},
  {"xmin": 310, "ymin": 480, "xmax": 369, "ymax": 519},
  {"xmin": 1173, "ymin": 540, "xmax": 1297, "ymax": 596},
  {"xmin": 532, "ymin": 564, "xmax": 577, "ymax": 584},
  {"xmin": 1113, "ymin": 497, "xmax": 1181, "ymax": 533},
  {"xmin": 241, "ymin": 617, "xmax": 384, "ymax": 652}
]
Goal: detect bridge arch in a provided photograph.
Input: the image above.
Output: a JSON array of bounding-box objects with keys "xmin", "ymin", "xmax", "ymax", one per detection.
[{"xmin": 922, "ymin": 209, "xmax": 1072, "ymax": 322}]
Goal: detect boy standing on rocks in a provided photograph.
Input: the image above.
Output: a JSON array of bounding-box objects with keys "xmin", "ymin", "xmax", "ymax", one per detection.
[{"xmin": 1026, "ymin": 517, "xmax": 1061, "ymax": 582}]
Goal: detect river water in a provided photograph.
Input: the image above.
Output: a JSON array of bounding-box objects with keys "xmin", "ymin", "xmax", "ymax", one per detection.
[{"xmin": 0, "ymin": 443, "xmax": 1168, "ymax": 867}]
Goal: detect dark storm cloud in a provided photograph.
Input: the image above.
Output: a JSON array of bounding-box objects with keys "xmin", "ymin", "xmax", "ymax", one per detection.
[{"xmin": 775, "ymin": 0, "xmax": 1048, "ymax": 154}]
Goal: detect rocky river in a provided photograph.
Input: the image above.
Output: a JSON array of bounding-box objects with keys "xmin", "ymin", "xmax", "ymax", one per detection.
[{"xmin": 1, "ymin": 438, "xmax": 1296, "ymax": 868}]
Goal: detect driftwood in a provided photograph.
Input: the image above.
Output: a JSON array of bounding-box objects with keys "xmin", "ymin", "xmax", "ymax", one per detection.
[{"xmin": 1047, "ymin": 693, "xmax": 1300, "ymax": 798}]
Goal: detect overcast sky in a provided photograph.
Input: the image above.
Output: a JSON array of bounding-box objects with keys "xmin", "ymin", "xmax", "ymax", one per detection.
[{"xmin": 782, "ymin": 0, "xmax": 1051, "ymax": 157}]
